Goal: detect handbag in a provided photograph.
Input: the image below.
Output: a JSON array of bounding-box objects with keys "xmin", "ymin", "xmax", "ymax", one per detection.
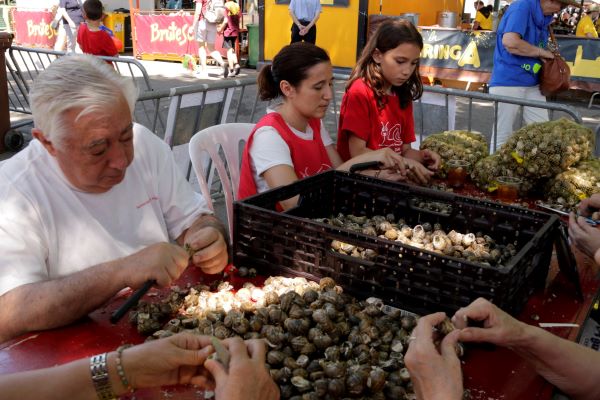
[{"xmin": 539, "ymin": 26, "xmax": 571, "ymax": 97}]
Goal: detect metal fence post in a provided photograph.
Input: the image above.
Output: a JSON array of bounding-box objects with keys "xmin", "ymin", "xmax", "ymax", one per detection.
[{"xmin": 0, "ymin": 33, "xmax": 13, "ymax": 153}]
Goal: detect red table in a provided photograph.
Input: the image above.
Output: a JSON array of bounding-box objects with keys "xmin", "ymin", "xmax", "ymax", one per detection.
[{"xmin": 1, "ymin": 235, "xmax": 598, "ymax": 399}]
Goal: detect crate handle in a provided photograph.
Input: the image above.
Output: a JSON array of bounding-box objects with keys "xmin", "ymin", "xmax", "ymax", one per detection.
[
  {"xmin": 349, "ymin": 161, "xmax": 382, "ymax": 174},
  {"xmin": 408, "ymin": 196, "xmax": 453, "ymax": 217}
]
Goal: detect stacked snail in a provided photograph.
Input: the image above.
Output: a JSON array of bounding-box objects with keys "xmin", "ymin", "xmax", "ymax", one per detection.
[
  {"xmin": 317, "ymin": 213, "xmax": 515, "ymax": 267},
  {"xmin": 545, "ymin": 159, "xmax": 600, "ymax": 208},
  {"xmin": 419, "ymin": 130, "xmax": 488, "ymax": 177},
  {"xmin": 131, "ymin": 277, "xmax": 461, "ymax": 399},
  {"xmin": 472, "ymin": 119, "xmax": 594, "ymax": 197}
]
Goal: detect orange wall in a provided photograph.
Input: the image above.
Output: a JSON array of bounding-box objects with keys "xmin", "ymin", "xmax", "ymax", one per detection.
[{"xmin": 367, "ymin": 0, "xmax": 465, "ymax": 26}]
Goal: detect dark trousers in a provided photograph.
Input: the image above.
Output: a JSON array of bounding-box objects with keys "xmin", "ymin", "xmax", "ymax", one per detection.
[{"xmin": 291, "ymin": 20, "xmax": 317, "ymax": 44}]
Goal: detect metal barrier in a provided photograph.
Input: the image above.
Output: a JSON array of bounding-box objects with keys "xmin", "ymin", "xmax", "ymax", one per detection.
[
  {"xmin": 6, "ymin": 45, "xmax": 154, "ymax": 115},
  {"xmin": 135, "ymin": 76, "xmax": 263, "ymax": 144},
  {"xmin": 134, "ymin": 76, "xmax": 265, "ymax": 188}
]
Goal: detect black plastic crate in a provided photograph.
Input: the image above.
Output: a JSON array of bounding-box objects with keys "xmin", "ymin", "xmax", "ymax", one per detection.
[{"xmin": 233, "ymin": 170, "xmax": 560, "ymax": 316}]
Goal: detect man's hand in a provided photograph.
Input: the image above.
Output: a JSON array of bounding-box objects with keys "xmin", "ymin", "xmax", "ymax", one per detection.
[
  {"xmin": 405, "ymin": 312, "xmax": 464, "ymax": 400},
  {"xmin": 452, "ymin": 297, "xmax": 528, "ymax": 348},
  {"xmin": 182, "ymin": 216, "xmax": 229, "ymax": 274},
  {"xmin": 568, "ymin": 213, "xmax": 600, "ymax": 260},
  {"xmin": 120, "ymin": 243, "xmax": 190, "ymax": 289},
  {"xmin": 204, "ymin": 337, "xmax": 279, "ymax": 400}
]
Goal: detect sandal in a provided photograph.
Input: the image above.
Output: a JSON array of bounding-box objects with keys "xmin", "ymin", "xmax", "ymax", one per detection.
[{"xmin": 233, "ymin": 64, "xmax": 241, "ymax": 76}]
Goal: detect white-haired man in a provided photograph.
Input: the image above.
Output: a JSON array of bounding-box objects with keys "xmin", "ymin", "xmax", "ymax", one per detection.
[{"xmin": 0, "ymin": 54, "xmax": 229, "ymax": 343}]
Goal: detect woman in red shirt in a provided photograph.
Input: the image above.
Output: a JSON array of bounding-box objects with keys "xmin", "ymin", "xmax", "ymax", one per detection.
[{"xmin": 238, "ymin": 43, "xmax": 413, "ymax": 210}]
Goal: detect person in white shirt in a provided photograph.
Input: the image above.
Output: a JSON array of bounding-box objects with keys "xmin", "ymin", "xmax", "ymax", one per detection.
[
  {"xmin": 289, "ymin": 0, "xmax": 321, "ymax": 44},
  {"xmin": 0, "ymin": 54, "xmax": 229, "ymax": 343}
]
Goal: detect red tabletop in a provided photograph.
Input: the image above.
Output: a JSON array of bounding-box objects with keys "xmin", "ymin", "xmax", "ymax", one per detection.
[{"xmin": 1, "ymin": 197, "xmax": 598, "ymax": 399}]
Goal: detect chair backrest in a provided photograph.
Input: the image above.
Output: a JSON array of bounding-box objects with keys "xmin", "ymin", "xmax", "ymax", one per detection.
[{"xmin": 189, "ymin": 123, "xmax": 254, "ymax": 241}]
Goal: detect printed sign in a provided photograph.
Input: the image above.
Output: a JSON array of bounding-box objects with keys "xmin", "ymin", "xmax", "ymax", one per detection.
[
  {"xmin": 134, "ymin": 13, "xmax": 199, "ymax": 56},
  {"xmin": 12, "ymin": 9, "xmax": 57, "ymax": 48},
  {"xmin": 419, "ymin": 28, "xmax": 600, "ymax": 83}
]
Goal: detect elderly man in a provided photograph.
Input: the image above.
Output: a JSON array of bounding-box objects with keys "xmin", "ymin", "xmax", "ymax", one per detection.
[
  {"xmin": 576, "ymin": 3, "xmax": 599, "ymax": 38},
  {"xmin": 289, "ymin": 0, "xmax": 321, "ymax": 44},
  {"xmin": 488, "ymin": 0, "xmax": 579, "ymax": 150},
  {"xmin": 0, "ymin": 55, "xmax": 229, "ymax": 343}
]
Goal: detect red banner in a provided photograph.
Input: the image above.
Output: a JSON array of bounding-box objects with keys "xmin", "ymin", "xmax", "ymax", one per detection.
[
  {"xmin": 12, "ymin": 9, "xmax": 57, "ymax": 49},
  {"xmin": 134, "ymin": 14, "xmax": 199, "ymax": 56}
]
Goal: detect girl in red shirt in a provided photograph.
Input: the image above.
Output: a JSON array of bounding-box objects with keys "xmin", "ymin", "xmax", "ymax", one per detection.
[
  {"xmin": 337, "ymin": 20, "xmax": 441, "ymax": 185},
  {"xmin": 238, "ymin": 43, "xmax": 409, "ymax": 210}
]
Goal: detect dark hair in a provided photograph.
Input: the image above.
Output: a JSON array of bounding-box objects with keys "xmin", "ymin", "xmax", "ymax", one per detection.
[
  {"xmin": 83, "ymin": 0, "xmax": 104, "ymax": 21},
  {"xmin": 347, "ymin": 19, "xmax": 423, "ymax": 110},
  {"xmin": 257, "ymin": 42, "xmax": 330, "ymax": 101}
]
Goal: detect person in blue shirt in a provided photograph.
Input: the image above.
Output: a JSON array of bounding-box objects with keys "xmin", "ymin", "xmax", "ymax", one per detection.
[
  {"xmin": 289, "ymin": 0, "xmax": 321, "ymax": 44},
  {"xmin": 488, "ymin": 0, "xmax": 577, "ymax": 150}
]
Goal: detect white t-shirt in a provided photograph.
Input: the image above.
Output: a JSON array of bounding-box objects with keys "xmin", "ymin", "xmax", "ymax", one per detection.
[
  {"xmin": 0, "ymin": 123, "xmax": 210, "ymax": 296},
  {"xmin": 250, "ymin": 109, "xmax": 332, "ymax": 193}
]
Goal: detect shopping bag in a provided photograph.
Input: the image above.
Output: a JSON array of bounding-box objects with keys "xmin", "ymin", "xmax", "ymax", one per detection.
[{"xmin": 539, "ymin": 27, "xmax": 571, "ymax": 97}]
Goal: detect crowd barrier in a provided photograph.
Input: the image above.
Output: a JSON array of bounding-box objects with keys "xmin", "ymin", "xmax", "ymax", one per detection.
[
  {"xmin": 5, "ymin": 45, "xmax": 154, "ymax": 115},
  {"xmin": 4, "ymin": 45, "xmax": 586, "ymax": 158}
]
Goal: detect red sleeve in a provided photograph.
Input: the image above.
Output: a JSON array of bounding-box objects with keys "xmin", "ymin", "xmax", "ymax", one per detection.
[
  {"xmin": 338, "ymin": 80, "xmax": 373, "ymax": 143},
  {"xmin": 102, "ymin": 32, "xmax": 118, "ymax": 56}
]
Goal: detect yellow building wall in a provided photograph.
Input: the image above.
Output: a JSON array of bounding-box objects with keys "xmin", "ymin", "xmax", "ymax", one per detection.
[
  {"xmin": 263, "ymin": 0, "xmax": 360, "ymax": 68},
  {"xmin": 367, "ymin": 0, "xmax": 465, "ymax": 26}
]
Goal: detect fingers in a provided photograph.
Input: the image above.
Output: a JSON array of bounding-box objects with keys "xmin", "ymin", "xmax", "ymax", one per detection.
[
  {"xmin": 204, "ymin": 358, "xmax": 227, "ymax": 384},
  {"xmin": 452, "ymin": 297, "xmax": 490, "ymax": 328},
  {"xmin": 414, "ymin": 312, "xmax": 447, "ymax": 338},
  {"xmin": 440, "ymin": 329, "xmax": 461, "ymax": 359},
  {"xmin": 245, "ymin": 339, "xmax": 267, "ymax": 364}
]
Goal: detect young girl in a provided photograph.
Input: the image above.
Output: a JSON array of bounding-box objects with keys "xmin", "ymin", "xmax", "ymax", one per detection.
[
  {"xmin": 337, "ymin": 20, "xmax": 441, "ymax": 185},
  {"xmin": 238, "ymin": 43, "xmax": 408, "ymax": 210},
  {"xmin": 219, "ymin": 0, "xmax": 241, "ymax": 77}
]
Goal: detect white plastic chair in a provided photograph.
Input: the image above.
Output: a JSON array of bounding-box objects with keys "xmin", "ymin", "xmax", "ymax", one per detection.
[{"xmin": 189, "ymin": 123, "xmax": 254, "ymax": 241}]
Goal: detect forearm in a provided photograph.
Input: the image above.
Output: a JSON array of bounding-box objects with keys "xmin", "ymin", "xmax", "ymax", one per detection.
[
  {"xmin": 289, "ymin": 10, "xmax": 301, "ymax": 26},
  {"xmin": 0, "ymin": 261, "xmax": 126, "ymax": 342},
  {"xmin": 503, "ymin": 37, "xmax": 552, "ymax": 58},
  {"xmin": 307, "ymin": 14, "xmax": 319, "ymax": 29},
  {"xmin": 512, "ymin": 324, "xmax": 600, "ymax": 399},
  {"xmin": 403, "ymin": 147, "xmax": 425, "ymax": 163},
  {"xmin": 0, "ymin": 351, "xmax": 128, "ymax": 400}
]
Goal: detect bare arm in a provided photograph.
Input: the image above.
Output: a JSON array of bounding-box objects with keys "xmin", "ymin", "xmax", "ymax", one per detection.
[
  {"xmin": 455, "ymin": 298, "xmax": 600, "ymax": 400},
  {"xmin": 305, "ymin": 12, "xmax": 320, "ymax": 30},
  {"xmin": 55, "ymin": 7, "xmax": 76, "ymax": 27},
  {"xmin": 0, "ymin": 333, "xmax": 214, "ymax": 400},
  {"xmin": 262, "ymin": 164, "xmax": 300, "ymax": 210},
  {"xmin": 0, "ymin": 242, "xmax": 189, "ymax": 343},
  {"xmin": 289, "ymin": 8, "xmax": 303, "ymax": 29},
  {"xmin": 502, "ymin": 32, "xmax": 554, "ymax": 59},
  {"xmin": 191, "ymin": 2, "xmax": 202, "ymax": 31}
]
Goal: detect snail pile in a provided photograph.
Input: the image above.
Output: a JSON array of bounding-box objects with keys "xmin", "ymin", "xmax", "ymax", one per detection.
[
  {"xmin": 419, "ymin": 129, "xmax": 489, "ymax": 178},
  {"xmin": 131, "ymin": 277, "xmax": 460, "ymax": 399},
  {"xmin": 316, "ymin": 213, "xmax": 515, "ymax": 267}
]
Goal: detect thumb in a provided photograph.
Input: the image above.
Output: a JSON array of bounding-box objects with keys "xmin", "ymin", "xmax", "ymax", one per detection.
[
  {"xmin": 440, "ymin": 330, "xmax": 461, "ymax": 359},
  {"xmin": 204, "ymin": 359, "xmax": 228, "ymax": 384}
]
